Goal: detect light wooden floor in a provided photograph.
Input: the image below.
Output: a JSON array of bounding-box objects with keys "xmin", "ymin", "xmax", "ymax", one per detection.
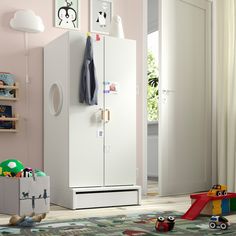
[{"xmin": 1, "ymin": 180, "xmax": 236, "ymax": 225}]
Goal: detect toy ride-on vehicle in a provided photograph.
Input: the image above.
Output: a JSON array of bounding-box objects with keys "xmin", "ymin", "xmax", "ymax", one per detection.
[
  {"xmin": 209, "ymin": 216, "xmax": 230, "ymax": 230},
  {"xmin": 207, "ymin": 185, "xmax": 227, "ymax": 197}
]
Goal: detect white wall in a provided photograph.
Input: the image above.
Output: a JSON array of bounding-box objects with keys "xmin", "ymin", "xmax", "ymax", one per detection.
[
  {"xmin": 147, "ymin": 122, "xmax": 158, "ymax": 178},
  {"xmin": 148, "ymin": 0, "xmax": 159, "ymax": 33},
  {"xmin": 0, "ymin": 0, "xmax": 147, "ymax": 189}
]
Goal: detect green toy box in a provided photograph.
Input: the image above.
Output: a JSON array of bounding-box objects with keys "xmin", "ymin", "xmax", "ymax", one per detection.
[{"xmin": 0, "ymin": 176, "xmax": 50, "ymax": 216}]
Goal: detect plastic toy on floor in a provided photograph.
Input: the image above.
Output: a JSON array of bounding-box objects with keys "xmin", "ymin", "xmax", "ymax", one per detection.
[
  {"xmin": 208, "ymin": 185, "xmax": 227, "ymax": 197},
  {"xmin": 9, "ymin": 213, "xmax": 46, "ymax": 227},
  {"xmin": 209, "ymin": 216, "xmax": 230, "ymax": 230},
  {"xmin": 155, "ymin": 216, "xmax": 175, "ymax": 232}
]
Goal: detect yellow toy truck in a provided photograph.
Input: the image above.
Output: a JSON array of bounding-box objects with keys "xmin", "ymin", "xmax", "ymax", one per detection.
[{"xmin": 207, "ymin": 185, "xmax": 227, "ymax": 197}]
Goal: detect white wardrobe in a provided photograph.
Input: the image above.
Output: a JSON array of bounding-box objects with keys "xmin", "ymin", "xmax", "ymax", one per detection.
[{"xmin": 44, "ymin": 31, "xmax": 140, "ymax": 209}]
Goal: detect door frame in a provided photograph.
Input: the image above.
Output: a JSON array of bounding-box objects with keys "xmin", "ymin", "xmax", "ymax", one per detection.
[
  {"xmin": 141, "ymin": 0, "xmax": 148, "ymax": 194},
  {"xmin": 142, "ymin": 0, "xmax": 217, "ymax": 195}
]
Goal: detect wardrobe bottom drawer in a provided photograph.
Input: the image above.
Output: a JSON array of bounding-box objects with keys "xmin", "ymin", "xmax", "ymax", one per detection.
[{"xmin": 73, "ymin": 188, "xmax": 140, "ymax": 209}]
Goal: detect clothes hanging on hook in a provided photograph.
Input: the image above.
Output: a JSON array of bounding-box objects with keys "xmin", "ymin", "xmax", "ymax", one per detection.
[{"xmin": 79, "ymin": 35, "xmax": 98, "ymax": 105}]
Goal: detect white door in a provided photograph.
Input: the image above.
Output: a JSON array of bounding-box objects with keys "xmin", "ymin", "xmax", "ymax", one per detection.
[
  {"xmin": 104, "ymin": 37, "xmax": 136, "ymax": 186},
  {"xmin": 159, "ymin": 0, "xmax": 212, "ymax": 195}
]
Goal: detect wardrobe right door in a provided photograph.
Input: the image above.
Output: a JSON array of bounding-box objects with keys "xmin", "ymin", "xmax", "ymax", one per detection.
[{"xmin": 104, "ymin": 37, "xmax": 136, "ymax": 186}]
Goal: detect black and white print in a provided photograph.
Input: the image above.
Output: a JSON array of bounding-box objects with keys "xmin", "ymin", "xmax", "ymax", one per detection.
[
  {"xmin": 55, "ymin": 0, "xmax": 80, "ymax": 29},
  {"xmin": 90, "ymin": 0, "xmax": 113, "ymax": 34}
]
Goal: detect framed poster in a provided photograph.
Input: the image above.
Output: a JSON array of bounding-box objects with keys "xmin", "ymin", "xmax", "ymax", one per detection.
[
  {"xmin": 55, "ymin": 0, "xmax": 80, "ymax": 30},
  {"xmin": 90, "ymin": 0, "xmax": 113, "ymax": 34}
]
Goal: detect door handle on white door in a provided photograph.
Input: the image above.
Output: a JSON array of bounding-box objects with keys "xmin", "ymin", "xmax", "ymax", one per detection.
[
  {"xmin": 99, "ymin": 108, "xmax": 105, "ymax": 122},
  {"xmin": 106, "ymin": 109, "xmax": 110, "ymax": 123},
  {"xmin": 162, "ymin": 89, "xmax": 175, "ymax": 94},
  {"xmin": 100, "ymin": 109, "xmax": 110, "ymax": 123},
  {"xmin": 162, "ymin": 90, "xmax": 175, "ymax": 104}
]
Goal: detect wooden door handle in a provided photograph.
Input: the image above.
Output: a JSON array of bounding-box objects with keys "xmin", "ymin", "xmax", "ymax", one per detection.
[
  {"xmin": 106, "ymin": 109, "xmax": 110, "ymax": 122},
  {"xmin": 100, "ymin": 109, "xmax": 110, "ymax": 123}
]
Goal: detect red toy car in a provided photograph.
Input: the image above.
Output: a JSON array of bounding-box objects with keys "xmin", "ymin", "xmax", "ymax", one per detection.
[{"xmin": 155, "ymin": 216, "xmax": 175, "ymax": 232}]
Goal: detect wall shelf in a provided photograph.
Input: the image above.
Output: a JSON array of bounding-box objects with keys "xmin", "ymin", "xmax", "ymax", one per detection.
[
  {"xmin": 0, "ymin": 79, "xmax": 20, "ymax": 133},
  {"xmin": 0, "ymin": 129, "xmax": 17, "ymax": 133},
  {"xmin": 0, "ymin": 114, "xmax": 19, "ymax": 132},
  {"xmin": 0, "ymin": 82, "xmax": 19, "ymax": 101}
]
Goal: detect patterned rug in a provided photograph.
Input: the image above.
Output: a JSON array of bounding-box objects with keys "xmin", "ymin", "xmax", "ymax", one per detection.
[{"xmin": 0, "ymin": 211, "xmax": 236, "ymax": 236}]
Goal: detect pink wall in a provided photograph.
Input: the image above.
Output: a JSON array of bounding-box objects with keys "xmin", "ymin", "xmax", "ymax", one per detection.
[
  {"xmin": 113, "ymin": 0, "xmax": 146, "ymax": 188},
  {"xmin": 0, "ymin": 0, "xmax": 145, "ymax": 186}
]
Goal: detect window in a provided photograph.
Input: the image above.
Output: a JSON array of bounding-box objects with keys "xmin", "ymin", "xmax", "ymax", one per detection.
[{"xmin": 147, "ymin": 31, "xmax": 159, "ymax": 121}]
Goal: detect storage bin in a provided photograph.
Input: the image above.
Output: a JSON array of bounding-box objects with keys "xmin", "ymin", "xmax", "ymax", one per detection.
[{"xmin": 0, "ymin": 176, "xmax": 50, "ymax": 216}]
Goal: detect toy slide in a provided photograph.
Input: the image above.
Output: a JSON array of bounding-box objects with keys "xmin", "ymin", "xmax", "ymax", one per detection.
[{"xmin": 181, "ymin": 196, "xmax": 211, "ymax": 220}]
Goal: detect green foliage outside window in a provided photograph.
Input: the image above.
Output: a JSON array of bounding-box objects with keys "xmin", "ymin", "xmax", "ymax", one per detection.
[{"xmin": 147, "ymin": 51, "xmax": 159, "ymax": 121}]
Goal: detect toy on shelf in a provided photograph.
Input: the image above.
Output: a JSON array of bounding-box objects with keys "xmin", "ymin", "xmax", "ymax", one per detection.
[
  {"xmin": 208, "ymin": 185, "xmax": 227, "ymax": 197},
  {"xmin": 182, "ymin": 185, "xmax": 236, "ymax": 220},
  {"xmin": 209, "ymin": 216, "xmax": 230, "ymax": 230},
  {"xmin": 0, "ymin": 159, "xmax": 24, "ymax": 177},
  {"xmin": 9, "ymin": 213, "xmax": 46, "ymax": 227},
  {"xmin": 155, "ymin": 216, "xmax": 175, "ymax": 232}
]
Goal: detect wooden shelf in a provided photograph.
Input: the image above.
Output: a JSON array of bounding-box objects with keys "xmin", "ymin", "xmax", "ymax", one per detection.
[
  {"xmin": 0, "ymin": 129, "xmax": 17, "ymax": 133},
  {"xmin": 0, "ymin": 114, "xmax": 19, "ymax": 133},
  {"xmin": 0, "ymin": 116, "xmax": 19, "ymax": 121},
  {"xmin": 0, "ymin": 82, "xmax": 19, "ymax": 101},
  {"xmin": 0, "ymin": 97, "xmax": 18, "ymax": 101},
  {"xmin": 0, "ymin": 85, "xmax": 19, "ymax": 89}
]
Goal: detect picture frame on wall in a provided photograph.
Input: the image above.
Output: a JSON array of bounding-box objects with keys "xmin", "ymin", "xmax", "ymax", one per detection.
[
  {"xmin": 90, "ymin": 0, "xmax": 113, "ymax": 35},
  {"xmin": 55, "ymin": 0, "xmax": 80, "ymax": 30}
]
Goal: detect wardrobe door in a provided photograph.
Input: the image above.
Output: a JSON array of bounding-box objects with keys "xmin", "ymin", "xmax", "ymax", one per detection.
[
  {"xmin": 104, "ymin": 37, "xmax": 136, "ymax": 186},
  {"xmin": 69, "ymin": 34, "xmax": 104, "ymax": 187}
]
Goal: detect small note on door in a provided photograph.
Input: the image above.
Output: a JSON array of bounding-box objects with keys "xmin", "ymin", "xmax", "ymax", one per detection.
[
  {"xmin": 104, "ymin": 81, "xmax": 119, "ymax": 94},
  {"xmin": 97, "ymin": 129, "xmax": 103, "ymax": 137}
]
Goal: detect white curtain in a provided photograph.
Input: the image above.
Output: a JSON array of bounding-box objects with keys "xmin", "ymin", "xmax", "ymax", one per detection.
[{"xmin": 216, "ymin": 0, "xmax": 236, "ymax": 191}]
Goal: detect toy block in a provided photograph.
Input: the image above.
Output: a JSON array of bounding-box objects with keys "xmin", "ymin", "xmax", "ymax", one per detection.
[
  {"xmin": 191, "ymin": 199, "xmax": 223, "ymax": 216},
  {"xmin": 212, "ymin": 200, "xmax": 222, "ymax": 215},
  {"xmin": 230, "ymin": 198, "xmax": 236, "ymax": 211},
  {"xmin": 213, "ymin": 208, "xmax": 222, "ymax": 215},
  {"xmin": 213, "ymin": 200, "xmax": 221, "ymax": 208},
  {"xmin": 201, "ymin": 202, "xmax": 213, "ymax": 215},
  {"xmin": 222, "ymin": 199, "xmax": 230, "ymax": 214}
]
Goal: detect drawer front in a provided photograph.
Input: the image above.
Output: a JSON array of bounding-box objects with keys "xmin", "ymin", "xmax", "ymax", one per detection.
[{"xmin": 74, "ymin": 190, "xmax": 139, "ymax": 209}]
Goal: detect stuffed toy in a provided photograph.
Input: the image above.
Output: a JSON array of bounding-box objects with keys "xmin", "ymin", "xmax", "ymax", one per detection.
[
  {"xmin": 35, "ymin": 169, "xmax": 46, "ymax": 177},
  {"xmin": 0, "ymin": 159, "xmax": 24, "ymax": 177},
  {"xmin": 9, "ymin": 213, "xmax": 46, "ymax": 227}
]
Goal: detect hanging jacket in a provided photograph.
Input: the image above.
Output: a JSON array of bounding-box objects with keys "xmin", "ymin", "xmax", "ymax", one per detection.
[{"xmin": 79, "ymin": 35, "xmax": 98, "ymax": 105}]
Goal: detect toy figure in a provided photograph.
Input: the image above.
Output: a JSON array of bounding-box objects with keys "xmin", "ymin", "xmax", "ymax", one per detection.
[
  {"xmin": 208, "ymin": 185, "xmax": 227, "ymax": 196},
  {"xmin": 155, "ymin": 216, "xmax": 175, "ymax": 232},
  {"xmin": 9, "ymin": 213, "xmax": 46, "ymax": 227}
]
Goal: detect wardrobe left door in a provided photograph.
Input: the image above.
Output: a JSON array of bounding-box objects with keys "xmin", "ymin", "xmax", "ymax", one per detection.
[
  {"xmin": 69, "ymin": 33, "xmax": 104, "ymax": 188},
  {"xmin": 44, "ymin": 33, "xmax": 71, "ymax": 192}
]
